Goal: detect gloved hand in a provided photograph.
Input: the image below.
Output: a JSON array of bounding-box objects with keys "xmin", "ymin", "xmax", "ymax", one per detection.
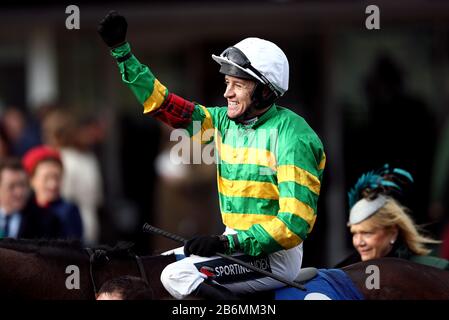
[
  {"xmin": 97, "ymin": 10, "xmax": 128, "ymax": 48},
  {"xmin": 184, "ymin": 235, "xmax": 229, "ymax": 257}
]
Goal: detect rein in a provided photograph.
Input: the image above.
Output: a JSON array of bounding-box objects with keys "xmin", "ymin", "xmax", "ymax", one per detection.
[
  {"xmin": 85, "ymin": 248, "xmax": 100, "ymax": 295},
  {"xmin": 85, "ymin": 248, "xmax": 152, "ymax": 298}
]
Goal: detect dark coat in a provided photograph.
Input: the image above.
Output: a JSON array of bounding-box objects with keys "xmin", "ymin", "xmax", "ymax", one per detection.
[
  {"xmin": 47, "ymin": 197, "xmax": 83, "ymax": 240},
  {"xmin": 17, "ymin": 196, "xmax": 63, "ymax": 239}
]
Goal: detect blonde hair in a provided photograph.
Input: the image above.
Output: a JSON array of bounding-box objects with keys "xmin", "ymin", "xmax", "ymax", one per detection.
[{"xmin": 361, "ymin": 197, "xmax": 439, "ymax": 255}]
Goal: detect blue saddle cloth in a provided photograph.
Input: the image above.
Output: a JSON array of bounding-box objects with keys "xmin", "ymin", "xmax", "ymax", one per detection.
[{"xmin": 274, "ymin": 269, "xmax": 364, "ymax": 300}]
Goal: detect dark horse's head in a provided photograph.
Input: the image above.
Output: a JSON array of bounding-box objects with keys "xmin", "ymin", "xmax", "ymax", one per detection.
[{"xmin": 0, "ymin": 238, "xmax": 176, "ymax": 300}]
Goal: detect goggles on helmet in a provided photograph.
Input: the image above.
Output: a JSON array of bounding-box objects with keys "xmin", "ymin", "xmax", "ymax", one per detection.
[{"xmin": 221, "ymin": 46, "xmax": 281, "ymax": 98}]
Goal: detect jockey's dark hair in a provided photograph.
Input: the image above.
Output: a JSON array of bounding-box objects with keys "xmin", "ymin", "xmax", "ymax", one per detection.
[{"xmin": 98, "ymin": 275, "xmax": 153, "ymax": 300}]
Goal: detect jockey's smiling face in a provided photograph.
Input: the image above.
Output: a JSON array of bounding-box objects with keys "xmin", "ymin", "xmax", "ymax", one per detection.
[
  {"xmin": 223, "ymin": 75, "xmax": 256, "ymax": 120},
  {"xmin": 351, "ymin": 221, "xmax": 398, "ymax": 261}
]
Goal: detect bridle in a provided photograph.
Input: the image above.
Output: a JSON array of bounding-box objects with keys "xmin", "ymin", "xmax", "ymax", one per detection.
[{"xmin": 85, "ymin": 248, "xmax": 152, "ymax": 298}]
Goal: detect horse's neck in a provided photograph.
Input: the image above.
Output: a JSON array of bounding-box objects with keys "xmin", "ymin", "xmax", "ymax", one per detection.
[
  {"xmin": 0, "ymin": 247, "xmax": 90, "ymax": 299},
  {"xmin": 0, "ymin": 247, "xmax": 177, "ymax": 300}
]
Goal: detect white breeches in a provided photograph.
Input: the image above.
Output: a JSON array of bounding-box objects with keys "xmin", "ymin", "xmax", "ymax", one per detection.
[{"xmin": 160, "ymin": 237, "xmax": 303, "ymax": 300}]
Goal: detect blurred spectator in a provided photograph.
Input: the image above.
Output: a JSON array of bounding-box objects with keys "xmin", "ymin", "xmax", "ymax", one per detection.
[
  {"xmin": 0, "ymin": 157, "xmax": 61, "ymax": 239},
  {"xmin": 152, "ymin": 124, "xmax": 220, "ymax": 253},
  {"xmin": 343, "ymin": 54, "xmax": 436, "ymax": 229},
  {"xmin": 335, "ymin": 166, "xmax": 449, "ymax": 270},
  {"xmin": 22, "ymin": 145, "xmax": 83, "ymax": 240},
  {"xmin": 0, "ymin": 124, "xmax": 12, "ymax": 159},
  {"xmin": 117, "ymin": 113, "xmax": 160, "ymax": 254},
  {"xmin": 338, "ymin": 197, "xmax": 448, "ymax": 269},
  {"xmin": 42, "ymin": 109, "xmax": 103, "ymax": 244},
  {"xmin": 0, "ymin": 107, "xmax": 41, "ymax": 157},
  {"xmin": 96, "ymin": 275, "xmax": 153, "ymax": 300}
]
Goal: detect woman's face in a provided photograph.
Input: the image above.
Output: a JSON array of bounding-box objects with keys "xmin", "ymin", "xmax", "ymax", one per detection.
[
  {"xmin": 351, "ymin": 221, "xmax": 398, "ymax": 261},
  {"xmin": 30, "ymin": 160, "xmax": 62, "ymax": 204}
]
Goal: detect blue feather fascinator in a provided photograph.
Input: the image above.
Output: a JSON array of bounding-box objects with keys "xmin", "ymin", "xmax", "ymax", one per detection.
[{"xmin": 348, "ymin": 164, "xmax": 413, "ymax": 212}]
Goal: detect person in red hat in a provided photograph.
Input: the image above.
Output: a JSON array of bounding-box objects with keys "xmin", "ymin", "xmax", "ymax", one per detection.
[{"xmin": 22, "ymin": 145, "xmax": 83, "ymax": 240}]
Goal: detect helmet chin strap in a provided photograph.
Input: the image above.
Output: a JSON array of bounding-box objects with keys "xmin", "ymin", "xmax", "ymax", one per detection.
[{"xmin": 229, "ymin": 83, "xmax": 276, "ymax": 124}]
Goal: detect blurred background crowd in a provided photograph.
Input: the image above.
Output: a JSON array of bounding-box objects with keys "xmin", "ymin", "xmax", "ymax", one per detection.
[{"xmin": 0, "ymin": 0, "xmax": 449, "ymax": 268}]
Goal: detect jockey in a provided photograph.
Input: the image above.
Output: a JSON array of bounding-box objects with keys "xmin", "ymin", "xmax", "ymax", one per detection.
[{"xmin": 98, "ymin": 11, "xmax": 326, "ymax": 299}]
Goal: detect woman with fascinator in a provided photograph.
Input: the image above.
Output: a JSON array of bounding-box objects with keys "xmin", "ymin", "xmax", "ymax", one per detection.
[{"xmin": 335, "ymin": 164, "xmax": 449, "ymax": 270}]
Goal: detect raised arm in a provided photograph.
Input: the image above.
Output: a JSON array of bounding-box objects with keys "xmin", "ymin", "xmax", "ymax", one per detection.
[{"xmin": 98, "ymin": 11, "xmax": 219, "ymax": 139}]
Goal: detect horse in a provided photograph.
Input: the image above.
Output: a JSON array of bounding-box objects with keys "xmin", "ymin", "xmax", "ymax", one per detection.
[
  {"xmin": 0, "ymin": 238, "xmax": 174, "ymax": 299},
  {"xmin": 1, "ymin": 238, "xmax": 449, "ymax": 300}
]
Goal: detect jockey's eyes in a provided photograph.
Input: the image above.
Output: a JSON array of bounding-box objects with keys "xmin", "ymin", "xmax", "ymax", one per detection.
[
  {"xmin": 224, "ymin": 81, "xmax": 244, "ymax": 89},
  {"xmin": 224, "ymin": 77, "xmax": 248, "ymax": 89}
]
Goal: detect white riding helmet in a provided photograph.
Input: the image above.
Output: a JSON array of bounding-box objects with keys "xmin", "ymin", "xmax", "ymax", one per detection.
[{"xmin": 212, "ymin": 37, "xmax": 289, "ymax": 97}]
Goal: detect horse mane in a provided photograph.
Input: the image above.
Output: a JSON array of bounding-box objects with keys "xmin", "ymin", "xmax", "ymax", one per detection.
[{"xmin": 0, "ymin": 238, "xmax": 138, "ymax": 260}]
